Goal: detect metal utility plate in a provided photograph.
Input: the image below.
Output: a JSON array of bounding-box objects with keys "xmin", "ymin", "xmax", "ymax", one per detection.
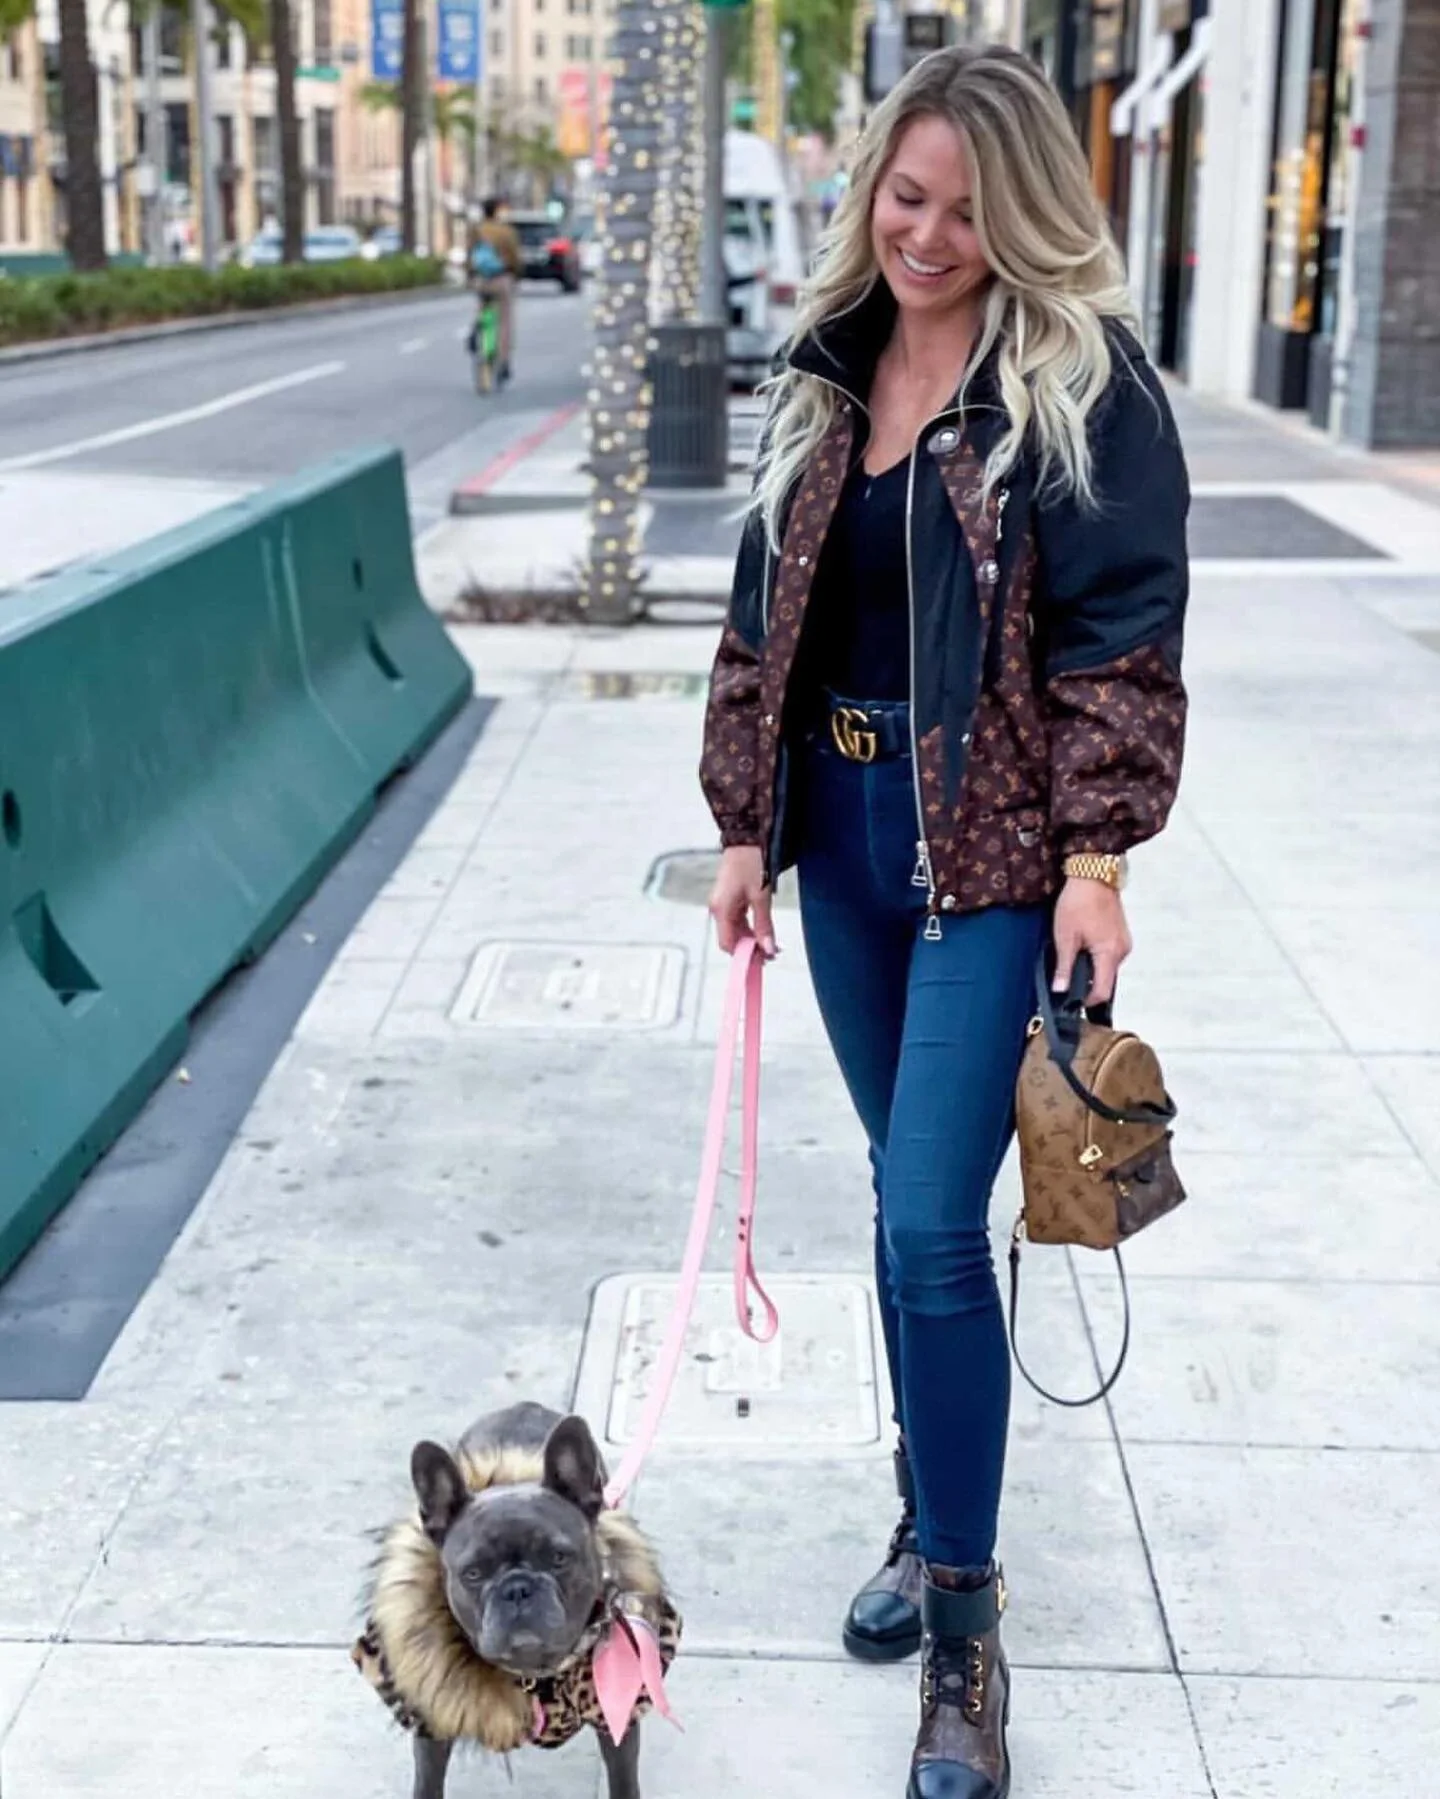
[
  {"xmin": 450, "ymin": 942, "xmax": 686, "ymax": 1030},
  {"xmin": 562, "ymin": 670, "xmax": 710, "ymax": 700},
  {"xmin": 646, "ymin": 848, "xmax": 799, "ymax": 910},
  {"xmin": 1188, "ymin": 494, "xmax": 1385, "ymax": 560},
  {"xmin": 575, "ymin": 1273, "xmax": 883, "ymax": 1457}
]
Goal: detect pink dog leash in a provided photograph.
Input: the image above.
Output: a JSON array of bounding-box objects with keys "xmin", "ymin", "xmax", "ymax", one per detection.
[
  {"xmin": 602, "ymin": 935, "xmax": 779, "ymax": 1511},
  {"xmin": 590, "ymin": 937, "xmax": 778, "ymax": 1739}
]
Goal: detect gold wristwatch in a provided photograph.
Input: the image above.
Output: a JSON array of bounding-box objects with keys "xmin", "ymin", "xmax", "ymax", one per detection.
[{"xmin": 1062, "ymin": 852, "xmax": 1129, "ymax": 891}]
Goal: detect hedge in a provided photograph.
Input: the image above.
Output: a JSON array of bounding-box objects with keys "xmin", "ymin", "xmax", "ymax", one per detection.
[{"xmin": 0, "ymin": 256, "xmax": 448, "ymax": 349}]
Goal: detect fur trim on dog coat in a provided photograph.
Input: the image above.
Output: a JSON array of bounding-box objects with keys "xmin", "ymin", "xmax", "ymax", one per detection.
[{"xmin": 352, "ymin": 1438, "xmax": 681, "ymax": 1751}]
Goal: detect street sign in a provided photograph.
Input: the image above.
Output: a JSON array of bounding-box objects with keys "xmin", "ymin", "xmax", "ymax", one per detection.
[
  {"xmin": 436, "ymin": 0, "xmax": 480, "ymax": 83},
  {"xmin": 371, "ymin": 0, "xmax": 402, "ymax": 80},
  {"xmin": 701, "ymin": 0, "xmax": 749, "ymax": 8}
]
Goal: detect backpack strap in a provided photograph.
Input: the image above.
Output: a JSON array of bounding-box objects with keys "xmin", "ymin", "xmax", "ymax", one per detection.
[{"xmin": 1007, "ymin": 1227, "xmax": 1132, "ymax": 1408}]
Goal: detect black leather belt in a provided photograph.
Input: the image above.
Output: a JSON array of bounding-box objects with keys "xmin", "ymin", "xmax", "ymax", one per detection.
[{"xmin": 818, "ymin": 693, "xmax": 911, "ymax": 762}]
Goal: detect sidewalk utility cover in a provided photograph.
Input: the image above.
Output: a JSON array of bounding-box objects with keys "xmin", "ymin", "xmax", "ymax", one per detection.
[
  {"xmin": 450, "ymin": 942, "xmax": 686, "ymax": 1029},
  {"xmin": 576, "ymin": 1273, "xmax": 883, "ymax": 1454}
]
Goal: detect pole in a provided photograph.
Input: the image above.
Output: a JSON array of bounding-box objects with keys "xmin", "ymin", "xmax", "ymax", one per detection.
[
  {"xmin": 192, "ymin": 0, "xmax": 221, "ymax": 267},
  {"xmin": 588, "ymin": 0, "xmax": 603, "ymax": 191},
  {"xmin": 700, "ymin": 3, "xmax": 728, "ymax": 325},
  {"xmin": 473, "ymin": 0, "xmax": 488, "ymax": 205},
  {"xmin": 144, "ymin": 6, "xmax": 167, "ymax": 262}
]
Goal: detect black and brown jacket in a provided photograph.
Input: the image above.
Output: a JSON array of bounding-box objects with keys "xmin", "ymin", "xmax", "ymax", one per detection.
[{"xmin": 700, "ymin": 285, "xmax": 1190, "ymax": 923}]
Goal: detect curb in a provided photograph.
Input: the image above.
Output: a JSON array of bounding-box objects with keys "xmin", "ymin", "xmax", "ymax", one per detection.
[
  {"xmin": 448, "ymin": 401, "xmax": 585, "ymax": 514},
  {"xmin": 0, "ymin": 281, "xmax": 459, "ymax": 368}
]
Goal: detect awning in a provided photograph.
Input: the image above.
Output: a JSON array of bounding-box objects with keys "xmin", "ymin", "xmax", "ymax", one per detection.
[
  {"xmin": 1110, "ymin": 33, "xmax": 1175, "ymax": 139},
  {"xmin": 1153, "ymin": 16, "xmax": 1213, "ymax": 124}
]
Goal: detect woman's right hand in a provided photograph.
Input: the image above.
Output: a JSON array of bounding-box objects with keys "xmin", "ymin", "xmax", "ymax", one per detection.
[{"xmin": 708, "ymin": 846, "xmax": 778, "ymax": 958}]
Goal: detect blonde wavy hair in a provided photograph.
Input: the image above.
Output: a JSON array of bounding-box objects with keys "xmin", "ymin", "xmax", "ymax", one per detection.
[{"xmin": 754, "ymin": 44, "xmax": 1140, "ymax": 549}]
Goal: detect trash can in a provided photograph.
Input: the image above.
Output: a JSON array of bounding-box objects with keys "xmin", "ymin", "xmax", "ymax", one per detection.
[{"xmin": 646, "ymin": 322, "xmax": 728, "ymax": 489}]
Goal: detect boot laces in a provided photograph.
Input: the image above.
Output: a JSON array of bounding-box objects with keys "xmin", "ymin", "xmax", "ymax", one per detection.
[{"xmin": 922, "ymin": 1634, "xmax": 987, "ymax": 1725}]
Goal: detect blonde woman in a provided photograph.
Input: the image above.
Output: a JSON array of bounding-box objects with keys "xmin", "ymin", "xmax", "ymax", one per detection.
[{"xmin": 701, "ymin": 45, "xmax": 1189, "ymax": 1799}]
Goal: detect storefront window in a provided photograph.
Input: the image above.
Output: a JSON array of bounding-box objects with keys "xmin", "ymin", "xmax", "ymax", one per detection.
[
  {"xmin": 1316, "ymin": 0, "xmax": 1363, "ymax": 338},
  {"xmin": 1264, "ymin": 0, "xmax": 1342, "ymax": 334}
]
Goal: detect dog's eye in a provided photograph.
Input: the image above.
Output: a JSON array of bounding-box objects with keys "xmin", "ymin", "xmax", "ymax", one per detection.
[
  {"xmin": 550, "ymin": 1548, "xmax": 573, "ymax": 1571},
  {"xmin": 461, "ymin": 1566, "xmax": 486, "ymax": 1587}
]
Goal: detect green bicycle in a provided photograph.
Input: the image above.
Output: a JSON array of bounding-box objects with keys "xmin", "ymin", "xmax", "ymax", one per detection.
[{"xmin": 472, "ymin": 292, "xmax": 502, "ymax": 394}]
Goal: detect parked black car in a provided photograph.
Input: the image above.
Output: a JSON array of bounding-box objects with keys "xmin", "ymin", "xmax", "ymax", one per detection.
[{"xmin": 510, "ymin": 211, "xmax": 583, "ymax": 292}]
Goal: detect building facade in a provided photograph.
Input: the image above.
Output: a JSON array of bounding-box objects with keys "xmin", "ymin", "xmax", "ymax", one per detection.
[
  {"xmin": 1030, "ymin": 0, "xmax": 1440, "ymax": 448},
  {"xmin": 0, "ymin": 21, "xmax": 49, "ymax": 252},
  {"xmin": 484, "ymin": 0, "xmax": 612, "ymax": 196}
]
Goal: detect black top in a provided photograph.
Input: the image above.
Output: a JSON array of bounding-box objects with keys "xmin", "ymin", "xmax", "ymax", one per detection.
[{"xmin": 801, "ymin": 455, "xmax": 912, "ymax": 703}]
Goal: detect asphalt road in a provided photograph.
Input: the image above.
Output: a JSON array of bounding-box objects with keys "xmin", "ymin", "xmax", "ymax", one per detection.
[{"xmin": 0, "ymin": 284, "xmax": 589, "ymax": 507}]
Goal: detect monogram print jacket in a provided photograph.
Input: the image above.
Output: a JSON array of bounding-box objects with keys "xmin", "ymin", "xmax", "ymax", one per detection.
[{"xmin": 700, "ymin": 287, "xmax": 1190, "ymax": 922}]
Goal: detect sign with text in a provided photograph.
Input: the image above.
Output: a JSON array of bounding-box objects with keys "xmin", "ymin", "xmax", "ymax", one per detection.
[
  {"xmin": 437, "ymin": 0, "xmax": 481, "ymax": 83},
  {"xmin": 371, "ymin": 0, "xmax": 402, "ymax": 81},
  {"xmin": 903, "ymin": 12, "xmax": 951, "ymax": 65}
]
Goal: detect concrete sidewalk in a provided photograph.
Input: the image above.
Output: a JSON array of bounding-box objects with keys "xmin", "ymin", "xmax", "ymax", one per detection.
[
  {"xmin": 421, "ymin": 380, "xmax": 1440, "ymax": 615},
  {"xmin": 3, "ymin": 392, "xmax": 1440, "ymax": 1798}
]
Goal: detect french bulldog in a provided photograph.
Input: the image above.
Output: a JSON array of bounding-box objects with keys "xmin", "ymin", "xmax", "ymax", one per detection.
[{"xmin": 394, "ymin": 1401, "xmax": 662, "ymax": 1799}]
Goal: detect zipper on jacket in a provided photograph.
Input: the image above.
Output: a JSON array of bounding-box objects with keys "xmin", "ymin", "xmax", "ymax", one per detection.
[
  {"xmin": 904, "ymin": 409, "xmax": 1009, "ymax": 940},
  {"xmin": 905, "ymin": 406, "xmax": 966, "ymax": 939}
]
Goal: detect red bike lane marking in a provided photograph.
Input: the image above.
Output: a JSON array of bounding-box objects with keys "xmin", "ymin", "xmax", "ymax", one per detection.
[{"xmin": 452, "ymin": 400, "xmax": 585, "ymax": 502}]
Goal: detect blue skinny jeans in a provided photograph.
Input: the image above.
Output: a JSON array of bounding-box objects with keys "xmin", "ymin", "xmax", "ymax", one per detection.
[{"xmin": 793, "ymin": 708, "xmax": 1048, "ymax": 1570}]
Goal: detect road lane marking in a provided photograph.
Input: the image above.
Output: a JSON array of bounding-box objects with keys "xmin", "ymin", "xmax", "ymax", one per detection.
[
  {"xmin": 0, "ymin": 361, "xmax": 347, "ymax": 472},
  {"xmin": 399, "ymin": 337, "xmax": 430, "ymax": 355}
]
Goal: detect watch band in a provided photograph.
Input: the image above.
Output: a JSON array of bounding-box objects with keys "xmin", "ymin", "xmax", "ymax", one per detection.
[{"xmin": 1062, "ymin": 852, "xmax": 1128, "ymax": 891}]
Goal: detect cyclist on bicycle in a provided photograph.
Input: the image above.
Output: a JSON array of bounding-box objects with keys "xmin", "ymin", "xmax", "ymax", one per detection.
[{"xmin": 468, "ymin": 198, "xmax": 522, "ymax": 385}]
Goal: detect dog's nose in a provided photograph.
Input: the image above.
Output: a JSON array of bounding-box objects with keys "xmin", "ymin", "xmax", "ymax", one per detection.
[{"xmin": 497, "ymin": 1570, "xmax": 537, "ymax": 1608}]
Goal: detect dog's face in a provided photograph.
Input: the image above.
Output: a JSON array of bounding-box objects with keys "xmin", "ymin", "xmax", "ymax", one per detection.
[{"xmin": 410, "ymin": 1416, "xmax": 607, "ymax": 1677}]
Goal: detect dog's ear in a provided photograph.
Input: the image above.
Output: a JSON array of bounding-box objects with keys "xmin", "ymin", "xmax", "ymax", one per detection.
[
  {"xmin": 411, "ymin": 1441, "xmax": 470, "ymax": 1546},
  {"xmin": 542, "ymin": 1415, "xmax": 605, "ymax": 1522}
]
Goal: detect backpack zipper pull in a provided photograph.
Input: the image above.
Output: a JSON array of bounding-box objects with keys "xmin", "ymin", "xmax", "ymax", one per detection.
[{"xmin": 911, "ymin": 841, "xmax": 931, "ymax": 889}]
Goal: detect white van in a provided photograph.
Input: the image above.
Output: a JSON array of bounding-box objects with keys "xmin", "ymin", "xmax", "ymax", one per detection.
[{"xmin": 724, "ymin": 129, "xmax": 806, "ymax": 385}]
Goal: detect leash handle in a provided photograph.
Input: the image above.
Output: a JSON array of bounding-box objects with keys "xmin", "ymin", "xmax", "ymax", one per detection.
[{"xmin": 604, "ymin": 938, "xmax": 776, "ymax": 1510}]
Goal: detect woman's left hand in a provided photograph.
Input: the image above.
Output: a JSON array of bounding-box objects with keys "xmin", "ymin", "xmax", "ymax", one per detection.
[{"xmin": 1052, "ymin": 878, "xmax": 1133, "ymax": 1005}]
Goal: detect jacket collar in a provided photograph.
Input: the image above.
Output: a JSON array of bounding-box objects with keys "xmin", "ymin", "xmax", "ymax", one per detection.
[{"xmin": 786, "ymin": 277, "xmax": 1005, "ymax": 418}]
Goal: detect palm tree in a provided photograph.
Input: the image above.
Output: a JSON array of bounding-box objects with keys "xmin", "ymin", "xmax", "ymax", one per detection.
[
  {"xmin": 55, "ymin": 0, "xmax": 109, "ymax": 269},
  {"xmin": 400, "ymin": 0, "xmax": 422, "ymax": 250},
  {"xmin": 365, "ymin": 81, "xmax": 476, "ymax": 215},
  {"xmin": 585, "ymin": 0, "xmax": 662, "ymax": 623},
  {"xmin": 266, "ymin": 0, "xmax": 303, "ymax": 259}
]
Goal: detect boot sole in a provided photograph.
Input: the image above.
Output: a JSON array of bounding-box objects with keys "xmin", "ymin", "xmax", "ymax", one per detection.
[{"xmin": 842, "ymin": 1621, "xmax": 922, "ymax": 1663}]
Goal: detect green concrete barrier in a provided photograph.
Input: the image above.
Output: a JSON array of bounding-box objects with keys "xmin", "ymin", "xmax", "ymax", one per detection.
[{"xmin": 0, "ymin": 448, "xmax": 471, "ymax": 1279}]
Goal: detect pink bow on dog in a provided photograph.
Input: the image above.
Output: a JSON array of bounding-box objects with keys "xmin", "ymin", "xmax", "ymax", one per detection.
[{"xmin": 592, "ymin": 1613, "xmax": 679, "ymax": 1744}]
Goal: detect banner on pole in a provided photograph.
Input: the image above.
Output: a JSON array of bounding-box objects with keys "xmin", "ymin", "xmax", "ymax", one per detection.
[
  {"xmin": 437, "ymin": 0, "xmax": 481, "ymax": 83},
  {"xmin": 371, "ymin": 0, "xmax": 403, "ymax": 80}
]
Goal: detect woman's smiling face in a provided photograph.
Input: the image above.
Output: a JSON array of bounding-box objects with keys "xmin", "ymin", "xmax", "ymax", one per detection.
[{"xmin": 871, "ymin": 115, "xmax": 993, "ymax": 317}]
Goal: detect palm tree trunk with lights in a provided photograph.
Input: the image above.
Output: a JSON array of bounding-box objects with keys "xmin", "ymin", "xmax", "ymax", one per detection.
[
  {"xmin": 585, "ymin": 0, "xmax": 663, "ymax": 624},
  {"xmin": 652, "ymin": 0, "xmax": 701, "ymax": 323}
]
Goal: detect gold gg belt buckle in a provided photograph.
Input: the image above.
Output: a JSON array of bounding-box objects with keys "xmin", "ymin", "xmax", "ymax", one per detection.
[{"xmin": 831, "ymin": 706, "xmax": 878, "ymax": 763}]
